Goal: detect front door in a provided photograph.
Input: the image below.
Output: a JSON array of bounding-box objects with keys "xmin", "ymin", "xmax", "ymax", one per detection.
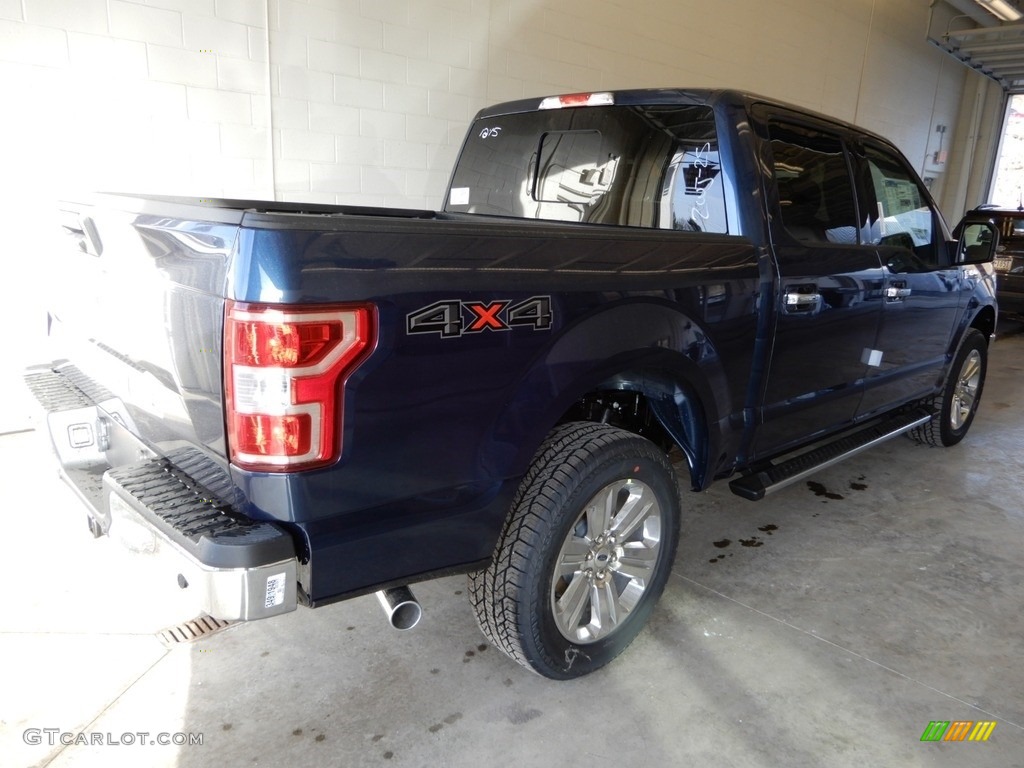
[{"xmin": 853, "ymin": 141, "xmax": 964, "ymax": 417}]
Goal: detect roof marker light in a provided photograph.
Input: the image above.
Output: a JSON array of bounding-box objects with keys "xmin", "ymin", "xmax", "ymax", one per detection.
[{"xmin": 538, "ymin": 92, "xmax": 615, "ymax": 110}]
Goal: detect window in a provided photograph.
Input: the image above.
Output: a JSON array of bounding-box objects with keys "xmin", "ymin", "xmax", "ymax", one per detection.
[
  {"xmin": 768, "ymin": 123, "xmax": 859, "ymax": 245},
  {"xmin": 662, "ymin": 140, "xmax": 728, "ymax": 233},
  {"xmin": 862, "ymin": 145, "xmax": 937, "ymax": 266},
  {"xmin": 447, "ymin": 105, "xmax": 728, "ymax": 233},
  {"xmin": 535, "ymin": 130, "xmax": 610, "ymax": 204}
]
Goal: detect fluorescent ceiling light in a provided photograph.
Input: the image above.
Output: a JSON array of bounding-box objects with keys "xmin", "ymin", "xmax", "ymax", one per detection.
[{"xmin": 976, "ymin": 0, "xmax": 1024, "ymax": 22}]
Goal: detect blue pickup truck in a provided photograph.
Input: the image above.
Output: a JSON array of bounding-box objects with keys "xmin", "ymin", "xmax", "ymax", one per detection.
[{"xmin": 27, "ymin": 89, "xmax": 998, "ymax": 679}]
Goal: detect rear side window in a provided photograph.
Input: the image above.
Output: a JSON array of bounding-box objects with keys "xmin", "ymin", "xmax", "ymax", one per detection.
[
  {"xmin": 447, "ymin": 105, "xmax": 728, "ymax": 233},
  {"xmin": 768, "ymin": 122, "xmax": 860, "ymax": 245}
]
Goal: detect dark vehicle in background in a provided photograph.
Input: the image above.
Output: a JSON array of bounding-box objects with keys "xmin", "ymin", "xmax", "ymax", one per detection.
[{"xmin": 965, "ymin": 205, "xmax": 1024, "ymax": 316}]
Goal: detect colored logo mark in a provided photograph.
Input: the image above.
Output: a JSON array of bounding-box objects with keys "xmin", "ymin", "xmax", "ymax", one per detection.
[{"xmin": 920, "ymin": 720, "xmax": 996, "ymax": 742}]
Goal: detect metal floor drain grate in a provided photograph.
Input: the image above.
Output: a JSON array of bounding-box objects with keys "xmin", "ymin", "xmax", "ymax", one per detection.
[{"xmin": 158, "ymin": 615, "xmax": 233, "ymax": 646}]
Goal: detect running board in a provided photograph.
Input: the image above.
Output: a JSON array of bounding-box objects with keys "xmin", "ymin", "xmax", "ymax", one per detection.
[{"xmin": 729, "ymin": 408, "xmax": 933, "ymax": 501}]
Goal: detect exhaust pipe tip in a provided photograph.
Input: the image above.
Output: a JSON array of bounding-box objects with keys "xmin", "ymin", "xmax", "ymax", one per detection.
[{"xmin": 375, "ymin": 586, "xmax": 422, "ymax": 630}]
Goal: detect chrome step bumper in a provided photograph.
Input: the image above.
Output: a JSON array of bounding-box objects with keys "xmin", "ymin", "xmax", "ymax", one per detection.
[{"xmin": 23, "ymin": 363, "xmax": 298, "ymax": 621}]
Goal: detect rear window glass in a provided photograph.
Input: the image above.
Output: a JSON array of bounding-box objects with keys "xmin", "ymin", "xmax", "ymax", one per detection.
[
  {"xmin": 446, "ymin": 105, "xmax": 728, "ymax": 233},
  {"xmin": 535, "ymin": 130, "xmax": 605, "ymax": 203}
]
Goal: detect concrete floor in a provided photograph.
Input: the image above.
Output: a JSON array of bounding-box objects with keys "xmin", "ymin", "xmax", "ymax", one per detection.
[{"xmin": 2, "ymin": 324, "xmax": 1023, "ymax": 768}]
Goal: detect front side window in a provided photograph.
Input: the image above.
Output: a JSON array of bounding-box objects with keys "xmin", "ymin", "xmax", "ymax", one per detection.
[
  {"xmin": 447, "ymin": 104, "xmax": 729, "ymax": 233},
  {"xmin": 768, "ymin": 123, "xmax": 860, "ymax": 245},
  {"xmin": 861, "ymin": 145, "xmax": 937, "ymax": 266}
]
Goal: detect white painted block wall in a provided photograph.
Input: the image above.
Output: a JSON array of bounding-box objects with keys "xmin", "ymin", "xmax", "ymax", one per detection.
[{"xmin": 0, "ymin": 0, "xmax": 983, "ymax": 215}]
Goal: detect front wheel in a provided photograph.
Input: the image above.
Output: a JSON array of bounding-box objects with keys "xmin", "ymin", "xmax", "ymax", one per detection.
[
  {"xmin": 909, "ymin": 328, "xmax": 988, "ymax": 447},
  {"xmin": 469, "ymin": 422, "xmax": 681, "ymax": 679}
]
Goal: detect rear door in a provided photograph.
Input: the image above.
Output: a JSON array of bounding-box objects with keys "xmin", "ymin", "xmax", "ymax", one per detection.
[
  {"xmin": 753, "ymin": 114, "xmax": 886, "ymax": 457},
  {"xmin": 851, "ymin": 141, "xmax": 964, "ymax": 417}
]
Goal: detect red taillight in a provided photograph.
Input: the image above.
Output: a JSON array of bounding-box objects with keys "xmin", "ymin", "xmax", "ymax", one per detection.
[
  {"xmin": 232, "ymin": 320, "xmax": 342, "ymax": 367},
  {"xmin": 233, "ymin": 413, "xmax": 312, "ymax": 457},
  {"xmin": 224, "ymin": 301, "xmax": 375, "ymax": 471}
]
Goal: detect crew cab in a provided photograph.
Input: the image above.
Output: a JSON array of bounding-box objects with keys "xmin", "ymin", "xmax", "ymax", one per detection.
[{"xmin": 26, "ymin": 89, "xmax": 998, "ymax": 679}]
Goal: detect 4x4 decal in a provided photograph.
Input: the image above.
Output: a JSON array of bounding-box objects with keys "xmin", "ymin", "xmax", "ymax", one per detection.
[{"xmin": 407, "ymin": 296, "xmax": 553, "ymax": 338}]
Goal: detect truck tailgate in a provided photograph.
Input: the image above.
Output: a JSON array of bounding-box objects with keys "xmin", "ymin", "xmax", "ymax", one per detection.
[
  {"xmin": 46, "ymin": 194, "xmax": 241, "ymax": 461},
  {"xmin": 26, "ymin": 194, "xmax": 297, "ymax": 621}
]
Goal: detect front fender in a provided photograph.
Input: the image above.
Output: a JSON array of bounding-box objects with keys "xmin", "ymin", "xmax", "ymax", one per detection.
[{"xmin": 955, "ymin": 264, "xmax": 997, "ymax": 350}]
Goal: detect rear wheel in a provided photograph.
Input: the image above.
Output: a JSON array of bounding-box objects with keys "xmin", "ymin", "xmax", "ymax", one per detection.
[
  {"xmin": 469, "ymin": 422, "xmax": 681, "ymax": 679},
  {"xmin": 909, "ymin": 329, "xmax": 988, "ymax": 447}
]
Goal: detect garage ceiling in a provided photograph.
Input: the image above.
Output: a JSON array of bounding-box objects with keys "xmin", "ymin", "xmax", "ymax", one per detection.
[{"xmin": 930, "ymin": 0, "xmax": 1024, "ymax": 93}]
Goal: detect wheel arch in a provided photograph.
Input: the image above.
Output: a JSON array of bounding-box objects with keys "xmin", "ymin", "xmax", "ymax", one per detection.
[
  {"xmin": 480, "ymin": 301, "xmax": 729, "ymax": 492},
  {"xmin": 968, "ymin": 304, "xmax": 996, "ymax": 345},
  {"xmin": 561, "ymin": 366, "xmax": 717, "ymax": 490}
]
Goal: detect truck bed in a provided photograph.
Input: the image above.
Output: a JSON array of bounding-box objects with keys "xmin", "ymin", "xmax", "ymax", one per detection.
[{"xmin": 40, "ymin": 192, "xmax": 760, "ymax": 607}]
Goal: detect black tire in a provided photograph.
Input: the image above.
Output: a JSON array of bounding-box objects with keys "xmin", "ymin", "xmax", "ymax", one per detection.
[
  {"xmin": 469, "ymin": 422, "xmax": 682, "ymax": 680},
  {"xmin": 908, "ymin": 329, "xmax": 987, "ymax": 447}
]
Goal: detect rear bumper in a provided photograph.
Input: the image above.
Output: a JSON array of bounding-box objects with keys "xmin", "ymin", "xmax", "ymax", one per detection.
[{"xmin": 23, "ymin": 362, "xmax": 298, "ymax": 621}]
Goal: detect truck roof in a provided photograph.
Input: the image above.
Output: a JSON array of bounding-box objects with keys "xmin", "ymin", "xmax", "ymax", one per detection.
[
  {"xmin": 474, "ymin": 88, "xmax": 894, "ymax": 147},
  {"xmin": 475, "ymin": 87, "xmax": 719, "ymax": 117}
]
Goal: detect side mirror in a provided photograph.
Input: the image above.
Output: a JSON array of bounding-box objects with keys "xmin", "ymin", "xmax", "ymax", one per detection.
[{"xmin": 954, "ymin": 218, "xmax": 999, "ymax": 264}]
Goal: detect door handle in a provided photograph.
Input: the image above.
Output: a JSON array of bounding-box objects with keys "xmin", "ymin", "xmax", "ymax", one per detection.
[
  {"xmin": 59, "ymin": 211, "xmax": 103, "ymax": 256},
  {"xmin": 886, "ymin": 280, "xmax": 911, "ymax": 301},
  {"xmin": 784, "ymin": 286, "xmax": 821, "ymax": 313}
]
